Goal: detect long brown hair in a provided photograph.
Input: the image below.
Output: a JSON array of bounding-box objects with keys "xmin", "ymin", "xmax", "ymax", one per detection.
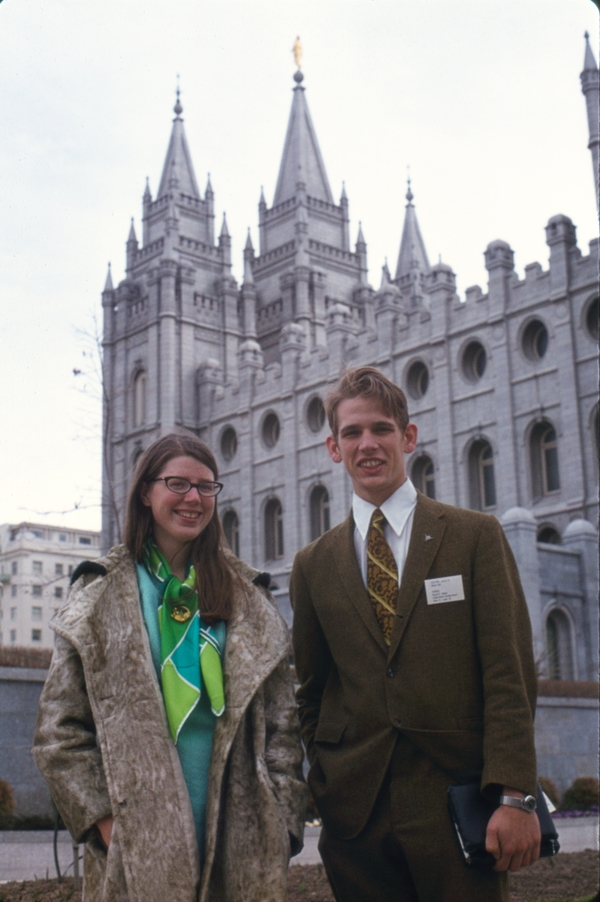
[{"xmin": 124, "ymin": 432, "xmax": 235, "ymax": 623}]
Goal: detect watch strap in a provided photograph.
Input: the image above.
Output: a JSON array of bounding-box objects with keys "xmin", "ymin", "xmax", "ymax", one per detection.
[{"xmin": 499, "ymin": 793, "xmax": 537, "ymax": 812}]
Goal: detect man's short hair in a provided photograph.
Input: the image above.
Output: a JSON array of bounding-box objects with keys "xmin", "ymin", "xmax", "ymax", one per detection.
[{"xmin": 325, "ymin": 366, "xmax": 410, "ymax": 436}]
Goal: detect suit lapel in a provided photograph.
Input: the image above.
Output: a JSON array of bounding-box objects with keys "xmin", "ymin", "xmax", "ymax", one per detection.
[
  {"xmin": 334, "ymin": 513, "xmax": 388, "ymax": 654},
  {"xmin": 388, "ymin": 494, "xmax": 446, "ymax": 660}
]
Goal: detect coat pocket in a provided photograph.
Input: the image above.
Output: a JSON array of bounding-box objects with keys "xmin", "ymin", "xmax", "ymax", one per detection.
[
  {"xmin": 83, "ymin": 818, "xmax": 128, "ymax": 902},
  {"xmin": 314, "ymin": 720, "xmax": 348, "ymax": 745}
]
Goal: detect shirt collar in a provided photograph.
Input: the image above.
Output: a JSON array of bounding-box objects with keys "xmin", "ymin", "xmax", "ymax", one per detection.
[{"xmin": 353, "ymin": 478, "xmax": 418, "ymax": 541}]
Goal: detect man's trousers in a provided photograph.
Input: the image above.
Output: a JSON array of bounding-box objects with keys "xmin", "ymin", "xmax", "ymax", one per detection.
[{"xmin": 318, "ymin": 736, "xmax": 509, "ymax": 902}]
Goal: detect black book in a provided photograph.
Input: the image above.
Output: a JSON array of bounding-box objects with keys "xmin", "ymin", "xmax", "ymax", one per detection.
[{"xmin": 447, "ymin": 782, "xmax": 560, "ymax": 868}]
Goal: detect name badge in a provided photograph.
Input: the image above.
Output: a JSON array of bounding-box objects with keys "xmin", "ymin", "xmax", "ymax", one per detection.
[{"xmin": 424, "ymin": 575, "xmax": 465, "ymax": 605}]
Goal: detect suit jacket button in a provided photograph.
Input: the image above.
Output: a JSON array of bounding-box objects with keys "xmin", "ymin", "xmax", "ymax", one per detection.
[{"xmin": 386, "ymin": 667, "xmax": 396, "ymax": 678}]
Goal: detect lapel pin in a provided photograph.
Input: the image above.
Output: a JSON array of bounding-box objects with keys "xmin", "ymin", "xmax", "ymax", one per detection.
[{"xmin": 424, "ymin": 534, "xmax": 432, "ymax": 542}]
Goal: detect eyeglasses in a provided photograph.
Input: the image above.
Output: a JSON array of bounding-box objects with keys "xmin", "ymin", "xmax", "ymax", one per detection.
[{"xmin": 149, "ymin": 477, "xmax": 224, "ymax": 497}]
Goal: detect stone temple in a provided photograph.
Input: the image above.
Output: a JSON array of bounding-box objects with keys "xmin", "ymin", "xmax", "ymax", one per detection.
[{"xmin": 101, "ymin": 38, "xmax": 598, "ymax": 693}]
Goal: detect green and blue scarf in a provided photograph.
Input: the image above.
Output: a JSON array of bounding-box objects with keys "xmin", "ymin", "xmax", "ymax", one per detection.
[{"xmin": 143, "ymin": 539, "xmax": 225, "ymax": 742}]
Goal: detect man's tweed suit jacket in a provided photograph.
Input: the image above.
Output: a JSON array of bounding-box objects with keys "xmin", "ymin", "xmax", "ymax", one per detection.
[{"xmin": 291, "ymin": 492, "xmax": 538, "ymax": 840}]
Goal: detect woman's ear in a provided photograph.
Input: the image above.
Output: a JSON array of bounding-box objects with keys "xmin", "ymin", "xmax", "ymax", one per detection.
[{"xmin": 140, "ymin": 483, "xmax": 151, "ymax": 508}]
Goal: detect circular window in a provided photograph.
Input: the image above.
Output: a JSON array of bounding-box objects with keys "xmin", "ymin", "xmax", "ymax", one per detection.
[
  {"xmin": 585, "ymin": 296, "xmax": 599, "ymax": 342},
  {"xmin": 220, "ymin": 426, "xmax": 238, "ymax": 461},
  {"xmin": 262, "ymin": 412, "xmax": 281, "ymax": 448},
  {"xmin": 462, "ymin": 341, "xmax": 487, "ymax": 382},
  {"xmin": 406, "ymin": 361, "xmax": 429, "ymax": 400},
  {"xmin": 306, "ymin": 396, "xmax": 326, "ymax": 433},
  {"xmin": 522, "ymin": 319, "xmax": 548, "ymax": 361}
]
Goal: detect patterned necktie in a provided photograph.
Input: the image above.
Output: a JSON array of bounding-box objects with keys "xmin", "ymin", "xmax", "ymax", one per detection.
[{"xmin": 367, "ymin": 509, "xmax": 398, "ymax": 645}]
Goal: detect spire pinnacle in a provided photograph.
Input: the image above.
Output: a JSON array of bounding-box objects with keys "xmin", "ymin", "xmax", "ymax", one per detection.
[
  {"xmin": 356, "ymin": 221, "xmax": 366, "ymax": 247},
  {"xmin": 127, "ymin": 218, "xmax": 137, "ymax": 242},
  {"xmin": 395, "ymin": 180, "xmax": 430, "ymax": 281},
  {"xmin": 273, "ymin": 65, "xmax": 333, "ymax": 206},
  {"xmin": 245, "ymin": 228, "xmax": 254, "ymax": 252},
  {"xmin": 584, "ymin": 31, "xmax": 598, "ymax": 71},
  {"xmin": 157, "ymin": 92, "xmax": 200, "ymax": 199},
  {"xmin": 220, "ymin": 213, "xmax": 230, "ymax": 239},
  {"xmin": 103, "ymin": 263, "xmax": 113, "ymax": 292}
]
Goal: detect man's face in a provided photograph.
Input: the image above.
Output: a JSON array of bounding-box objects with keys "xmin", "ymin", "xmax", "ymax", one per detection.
[{"xmin": 326, "ymin": 396, "xmax": 418, "ymax": 507}]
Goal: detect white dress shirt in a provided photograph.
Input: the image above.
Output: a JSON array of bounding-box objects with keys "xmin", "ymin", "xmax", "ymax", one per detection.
[{"xmin": 352, "ymin": 478, "xmax": 418, "ymax": 589}]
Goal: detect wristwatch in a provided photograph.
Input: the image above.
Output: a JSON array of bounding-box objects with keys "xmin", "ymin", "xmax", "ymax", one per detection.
[{"xmin": 499, "ymin": 793, "xmax": 537, "ymax": 813}]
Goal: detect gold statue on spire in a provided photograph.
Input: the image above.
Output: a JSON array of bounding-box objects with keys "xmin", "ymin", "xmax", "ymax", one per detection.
[{"xmin": 293, "ymin": 36, "xmax": 302, "ymax": 69}]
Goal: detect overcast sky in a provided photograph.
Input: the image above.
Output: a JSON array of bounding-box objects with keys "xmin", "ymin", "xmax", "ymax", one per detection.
[{"xmin": 0, "ymin": 0, "xmax": 597, "ymax": 534}]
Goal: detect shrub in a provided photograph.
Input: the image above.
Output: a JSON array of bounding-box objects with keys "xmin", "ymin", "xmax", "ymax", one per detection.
[
  {"xmin": 0, "ymin": 780, "xmax": 15, "ymax": 826},
  {"xmin": 538, "ymin": 776, "xmax": 560, "ymax": 808},
  {"xmin": 560, "ymin": 777, "xmax": 600, "ymax": 812}
]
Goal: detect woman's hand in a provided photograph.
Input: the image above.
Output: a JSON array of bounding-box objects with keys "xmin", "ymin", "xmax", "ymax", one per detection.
[{"xmin": 96, "ymin": 814, "xmax": 113, "ymax": 850}]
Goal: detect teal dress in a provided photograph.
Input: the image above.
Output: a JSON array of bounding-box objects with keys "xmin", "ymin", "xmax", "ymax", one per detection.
[{"xmin": 136, "ymin": 563, "xmax": 226, "ymax": 863}]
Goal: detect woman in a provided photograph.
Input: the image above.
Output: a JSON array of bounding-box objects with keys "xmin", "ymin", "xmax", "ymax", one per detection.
[{"xmin": 33, "ymin": 433, "xmax": 307, "ymax": 902}]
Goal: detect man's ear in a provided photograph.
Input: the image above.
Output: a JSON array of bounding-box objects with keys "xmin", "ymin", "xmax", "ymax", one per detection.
[
  {"xmin": 326, "ymin": 434, "xmax": 343, "ymax": 463},
  {"xmin": 403, "ymin": 423, "xmax": 418, "ymax": 454}
]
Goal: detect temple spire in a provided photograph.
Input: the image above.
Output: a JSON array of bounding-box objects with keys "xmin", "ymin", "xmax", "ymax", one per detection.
[
  {"xmin": 103, "ymin": 263, "xmax": 113, "ymax": 292},
  {"xmin": 581, "ymin": 32, "xmax": 600, "ymax": 209},
  {"xmin": 394, "ymin": 179, "xmax": 430, "ymax": 282},
  {"xmin": 273, "ymin": 69, "xmax": 333, "ymax": 206},
  {"xmin": 583, "ymin": 31, "xmax": 597, "ymax": 71},
  {"xmin": 157, "ymin": 86, "xmax": 200, "ymax": 199}
]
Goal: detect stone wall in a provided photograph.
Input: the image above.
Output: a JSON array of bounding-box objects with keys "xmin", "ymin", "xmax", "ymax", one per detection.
[
  {"xmin": 535, "ymin": 681, "xmax": 600, "ymax": 794},
  {"xmin": 2, "ymin": 666, "xmax": 597, "ymax": 819},
  {"xmin": 0, "ymin": 667, "xmax": 53, "ymax": 821}
]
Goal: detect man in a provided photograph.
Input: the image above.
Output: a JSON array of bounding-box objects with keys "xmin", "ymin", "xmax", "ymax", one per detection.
[{"xmin": 290, "ymin": 366, "xmax": 541, "ymax": 902}]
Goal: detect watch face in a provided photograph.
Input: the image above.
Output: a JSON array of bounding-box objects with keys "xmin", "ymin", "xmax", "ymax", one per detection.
[{"xmin": 523, "ymin": 795, "xmax": 537, "ymax": 812}]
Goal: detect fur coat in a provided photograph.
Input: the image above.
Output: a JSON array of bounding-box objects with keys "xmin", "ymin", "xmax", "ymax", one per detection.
[{"xmin": 33, "ymin": 545, "xmax": 307, "ymax": 902}]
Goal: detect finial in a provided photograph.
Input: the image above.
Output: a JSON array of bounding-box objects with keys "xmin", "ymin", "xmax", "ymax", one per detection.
[
  {"xmin": 438, "ymin": 253, "xmax": 442, "ymax": 264},
  {"xmin": 406, "ymin": 166, "xmax": 413, "ymax": 203},
  {"xmin": 174, "ymin": 76, "xmax": 183, "ymax": 117},
  {"xmin": 585, "ymin": 30, "xmax": 589, "ymax": 41}
]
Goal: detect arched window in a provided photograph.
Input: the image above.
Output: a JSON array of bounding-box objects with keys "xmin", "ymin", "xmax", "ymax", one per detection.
[
  {"xmin": 530, "ymin": 421, "xmax": 560, "ymax": 498},
  {"xmin": 222, "ymin": 510, "xmax": 240, "ymax": 557},
  {"xmin": 468, "ymin": 440, "xmax": 496, "ymax": 511},
  {"xmin": 133, "ymin": 370, "xmax": 147, "ymax": 427},
  {"xmin": 412, "ymin": 456, "xmax": 436, "ymax": 499},
  {"xmin": 265, "ymin": 498, "xmax": 284, "ymax": 560},
  {"xmin": 537, "ymin": 525, "xmax": 561, "ymax": 545},
  {"xmin": 546, "ymin": 609, "xmax": 574, "ymax": 680},
  {"xmin": 310, "ymin": 485, "xmax": 330, "ymax": 541}
]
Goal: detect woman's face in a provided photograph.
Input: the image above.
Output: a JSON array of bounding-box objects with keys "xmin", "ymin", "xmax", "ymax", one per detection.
[{"xmin": 140, "ymin": 455, "xmax": 216, "ymax": 563}]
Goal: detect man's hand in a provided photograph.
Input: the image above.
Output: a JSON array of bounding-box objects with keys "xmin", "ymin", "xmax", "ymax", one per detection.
[
  {"xmin": 485, "ymin": 788, "xmax": 541, "ymax": 872},
  {"xmin": 96, "ymin": 814, "xmax": 113, "ymax": 850}
]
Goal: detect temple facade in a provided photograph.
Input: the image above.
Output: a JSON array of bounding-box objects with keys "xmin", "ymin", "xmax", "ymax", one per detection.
[{"xmin": 101, "ymin": 38, "xmax": 599, "ymax": 683}]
